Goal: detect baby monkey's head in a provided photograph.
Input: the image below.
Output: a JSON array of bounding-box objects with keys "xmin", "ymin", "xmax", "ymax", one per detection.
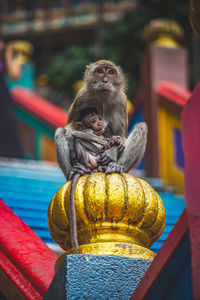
[{"xmin": 74, "ymin": 108, "xmax": 105, "ymax": 136}]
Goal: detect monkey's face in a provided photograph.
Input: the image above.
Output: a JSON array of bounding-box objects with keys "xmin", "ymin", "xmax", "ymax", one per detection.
[
  {"xmin": 84, "ymin": 114, "xmax": 105, "ymax": 135},
  {"xmin": 93, "ymin": 66, "xmax": 117, "ymax": 93},
  {"xmin": 85, "ymin": 61, "xmax": 125, "ymax": 96}
]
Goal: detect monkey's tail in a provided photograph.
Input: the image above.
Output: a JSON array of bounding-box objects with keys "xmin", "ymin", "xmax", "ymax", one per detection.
[{"xmin": 69, "ymin": 173, "xmax": 80, "ymax": 250}]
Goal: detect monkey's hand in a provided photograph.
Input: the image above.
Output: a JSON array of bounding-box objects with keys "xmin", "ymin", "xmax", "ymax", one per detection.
[
  {"xmin": 69, "ymin": 163, "xmax": 91, "ymax": 180},
  {"xmin": 112, "ymin": 136, "xmax": 125, "ymax": 153},
  {"xmin": 100, "ymin": 146, "xmax": 118, "ymax": 166},
  {"xmin": 105, "ymin": 162, "xmax": 123, "ymax": 174}
]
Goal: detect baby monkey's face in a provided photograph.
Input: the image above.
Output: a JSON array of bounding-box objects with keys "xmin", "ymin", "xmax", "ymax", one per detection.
[{"xmin": 84, "ymin": 114, "xmax": 105, "ymax": 136}]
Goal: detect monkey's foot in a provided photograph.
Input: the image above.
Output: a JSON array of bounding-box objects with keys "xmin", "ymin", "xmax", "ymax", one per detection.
[
  {"xmin": 97, "ymin": 166, "xmax": 106, "ymax": 172},
  {"xmin": 100, "ymin": 146, "xmax": 118, "ymax": 166},
  {"xmin": 105, "ymin": 162, "xmax": 123, "ymax": 174},
  {"xmin": 69, "ymin": 163, "xmax": 91, "ymax": 180}
]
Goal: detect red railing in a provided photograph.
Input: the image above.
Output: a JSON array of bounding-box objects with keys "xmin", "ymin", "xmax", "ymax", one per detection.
[
  {"xmin": 11, "ymin": 87, "xmax": 68, "ymax": 129},
  {"xmin": 0, "ymin": 200, "xmax": 58, "ymax": 299}
]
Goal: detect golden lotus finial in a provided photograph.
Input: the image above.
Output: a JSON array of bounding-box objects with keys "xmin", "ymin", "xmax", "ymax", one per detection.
[
  {"xmin": 48, "ymin": 173, "xmax": 165, "ymax": 269},
  {"xmin": 143, "ymin": 19, "xmax": 184, "ymax": 48}
]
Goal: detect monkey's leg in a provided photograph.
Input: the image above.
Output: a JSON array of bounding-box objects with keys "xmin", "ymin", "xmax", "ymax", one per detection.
[
  {"xmin": 55, "ymin": 127, "xmax": 91, "ymax": 180},
  {"xmin": 118, "ymin": 122, "xmax": 148, "ymax": 173},
  {"xmin": 100, "ymin": 146, "xmax": 118, "ymax": 165},
  {"xmin": 103, "ymin": 146, "xmax": 123, "ymax": 174},
  {"xmin": 55, "ymin": 127, "xmax": 73, "ymax": 180}
]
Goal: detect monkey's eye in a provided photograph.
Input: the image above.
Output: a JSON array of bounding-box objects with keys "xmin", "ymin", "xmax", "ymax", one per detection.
[
  {"xmin": 98, "ymin": 117, "xmax": 102, "ymax": 121},
  {"xmin": 91, "ymin": 119, "xmax": 96, "ymax": 124},
  {"xmin": 96, "ymin": 68, "xmax": 104, "ymax": 74},
  {"xmin": 108, "ymin": 69, "xmax": 115, "ymax": 75}
]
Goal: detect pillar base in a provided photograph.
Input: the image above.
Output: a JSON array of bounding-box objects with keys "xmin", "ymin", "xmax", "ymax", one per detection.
[
  {"xmin": 55, "ymin": 242, "xmax": 155, "ymax": 272},
  {"xmin": 44, "ymin": 254, "xmax": 152, "ymax": 300}
]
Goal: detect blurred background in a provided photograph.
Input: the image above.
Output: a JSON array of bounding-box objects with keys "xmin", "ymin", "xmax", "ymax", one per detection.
[
  {"xmin": 0, "ymin": 0, "xmax": 193, "ymax": 187},
  {"xmin": 0, "ymin": 0, "xmax": 195, "ymax": 255},
  {"xmin": 0, "ymin": 0, "xmax": 193, "ymax": 105}
]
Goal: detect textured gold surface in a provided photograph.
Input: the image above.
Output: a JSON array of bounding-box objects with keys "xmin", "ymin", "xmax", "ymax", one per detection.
[
  {"xmin": 48, "ymin": 173, "xmax": 165, "ymax": 258},
  {"xmin": 55, "ymin": 242, "xmax": 156, "ymax": 272},
  {"xmin": 190, "ymin": 0, "xmax": 200, "ymax": 39},
  {"xmin": 143, "ymin": 19, "xmax": 184, "ymax": 48}
]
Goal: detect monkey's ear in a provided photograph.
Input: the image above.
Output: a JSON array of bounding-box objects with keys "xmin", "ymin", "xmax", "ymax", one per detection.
[
  {"xmin": 84, "ymin": 64, "xmax": 91, "ymax": 79},
  {"xmin": 74, "ymin": 122, "xmax": 86, "ymax": 130},
  {"xmin": 116, "ymin": 65, "xmax": 123, "ymax": 74}
]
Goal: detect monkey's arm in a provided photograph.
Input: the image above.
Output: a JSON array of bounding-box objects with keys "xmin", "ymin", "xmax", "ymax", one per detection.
[
  {"xmin": 103, "ymin": 123, "xmax": 147, "ymax": 174},
  {"xmin": 100, "ymin": 121, "xmax": 123, "ymax": 166},
  {"xmin": 72, "ymin": 131, "xmax": 108, "ymax": 147},
  {"xmin": 100, "ymin": 128, "xmax": 125, "ymax": 166},
  {"xmin": 55, "ymin": 126, "xmax": 74, "ymax": 180},
  {"xmin": 55, "ymin": 126, "xmax": 93, "ymax": 180}
]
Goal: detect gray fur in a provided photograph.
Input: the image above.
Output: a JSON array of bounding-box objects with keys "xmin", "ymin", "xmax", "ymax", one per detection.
[
  {"xmin": 55, "ymin": 122, "xmax": 147, "ymax": 180},
  {"xmin": 55, "ymin": 126, "xmax": 73, "ymax": 180},
  {"xmin": 118, "ymin": 122, "xmax": 148, "ymax": 173}
]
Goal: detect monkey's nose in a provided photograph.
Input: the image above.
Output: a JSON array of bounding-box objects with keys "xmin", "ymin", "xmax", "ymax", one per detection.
[{"xmin": 102, "ymin": 77, "xmax": 108, "ymax": 83}]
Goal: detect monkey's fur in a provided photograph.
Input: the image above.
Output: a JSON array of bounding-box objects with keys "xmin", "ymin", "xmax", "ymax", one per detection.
[{"xmin": 55, "ymin": 60, "xmax": 148, "ymax": 180}]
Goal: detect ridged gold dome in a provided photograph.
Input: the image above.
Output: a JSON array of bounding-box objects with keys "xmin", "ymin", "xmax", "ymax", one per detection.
[
  {"xmin": 190, "ymin": 0, "xmax": 200, "ymax": 39},
  {"xmin": 48, "ymin": 173, "xmax": 165, "ymax": 263},
  {"xmin": 143, "ymin": 19, "xmax": 184, "ymax": 48}
]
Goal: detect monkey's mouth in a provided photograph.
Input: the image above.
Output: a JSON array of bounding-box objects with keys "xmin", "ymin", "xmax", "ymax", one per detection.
[
  {"xmin": 100, "ymin": 88, "xmax": 111, "ymax": 93},
  {"xmin": 98, "ymin": 82, "xmax": 112, "ymax": 92},
  {"xmin": 96, "ymin": 128, "xmax": 105, "ymax": 135}
]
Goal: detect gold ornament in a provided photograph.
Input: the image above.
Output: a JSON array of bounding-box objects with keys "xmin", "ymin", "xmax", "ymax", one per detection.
[
  {"xmin": 48, "ymin": 173, "xmax": 165, "ymax": 269},
  {"xmin": 143, "ymin": 19, "xmax": 184, "ymax": 48},
  {"xmin": 6, "ymin": 40, "xmax": 34, "ymax": 64}
]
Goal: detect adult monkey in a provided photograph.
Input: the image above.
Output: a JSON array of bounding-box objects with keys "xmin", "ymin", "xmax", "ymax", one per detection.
[{"xmin": 55, "ymin": 60, "xmax": 147, "ymax": 179}]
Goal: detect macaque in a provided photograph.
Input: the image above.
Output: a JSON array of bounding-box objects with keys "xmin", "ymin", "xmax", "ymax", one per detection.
[
  {"xmin": 55, "ymin": 60, "xmax": 147, "ymax": 180},
  {"xmin": 69, "ymin": 108, "xmax": 124, "ymax": 249}
]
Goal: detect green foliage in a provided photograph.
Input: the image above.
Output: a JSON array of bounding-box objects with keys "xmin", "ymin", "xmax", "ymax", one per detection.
[{"xmin": 46, "ymin": 45, "xmax": 94, "ymax": 95}]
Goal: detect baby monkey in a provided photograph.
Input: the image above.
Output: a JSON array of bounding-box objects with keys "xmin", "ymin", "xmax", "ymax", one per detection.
[
  {"xmin": 72, "ymin": 108, "xmax": 124, "ymax": 173},
  {"xmin": 69, "ymin": 108, "xmax": 124, "ymax": 249}
]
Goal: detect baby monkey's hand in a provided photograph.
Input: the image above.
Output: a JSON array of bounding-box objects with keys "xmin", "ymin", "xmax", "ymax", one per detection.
[{"xmin": 109, "ymin": 136, "xmax": 125, "ymax": 153}]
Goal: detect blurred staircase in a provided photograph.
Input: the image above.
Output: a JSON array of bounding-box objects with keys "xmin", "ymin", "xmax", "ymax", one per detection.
[{"xmin": 0, "ymin": 159, "xmax": 185, "ymax": 254}]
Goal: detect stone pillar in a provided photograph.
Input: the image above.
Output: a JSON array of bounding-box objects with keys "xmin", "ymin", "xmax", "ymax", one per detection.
[{"xmin": 44, "ymin": 255, "xmax": 152, "ymax": 299}]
